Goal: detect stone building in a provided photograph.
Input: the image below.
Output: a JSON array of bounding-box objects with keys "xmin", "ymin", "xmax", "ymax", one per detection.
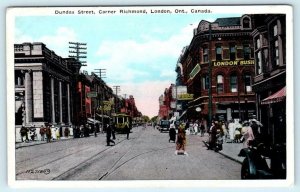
[
  {"xmin": 15, "ymin": 43, "xmax": 75, "ymax": 140},
  {"xmin": 179, "ymin": 15, "xmax": 256, "ymax": 123}
]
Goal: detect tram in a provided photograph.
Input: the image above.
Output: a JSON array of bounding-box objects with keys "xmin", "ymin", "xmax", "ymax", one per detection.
[{"xmin": 112, "ymin": 113, "xmax": 132, "ymax": 133}]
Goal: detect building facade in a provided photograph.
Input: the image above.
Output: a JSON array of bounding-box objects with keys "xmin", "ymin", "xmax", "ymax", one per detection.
[
  {"xmin": 15, "ymin": 43, "xmax": 73, "ymax": 128},
  {"xmin": 179, "ymin": 15, "xmax": 256, "ymax": 123},
  {"xmin": 251, "ymin": 14, "xmax": 286, "ymax": 145}
]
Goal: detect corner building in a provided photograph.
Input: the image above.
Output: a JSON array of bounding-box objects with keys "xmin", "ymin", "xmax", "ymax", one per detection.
[
  {"xmin": 180, "ymin": 15, "xmax": 256, "ymax": 122},
  {"xmin": 15, "ymin": 43, "xmax": 74, "ymax": 130}
]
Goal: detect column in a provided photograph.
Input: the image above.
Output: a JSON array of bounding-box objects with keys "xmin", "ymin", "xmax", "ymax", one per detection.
[
  {"xmin": 67, "ymin": 83, "xmax": 71, "ymax": 125},
  {"xmin": 25, "ymin": 70, "xmax": 33, "ymax": 124},
  {"xmin": 59, "ymin": 81, "xmax": 63, "ymax": 124},
  {"xmin": 51, "ymin": 77, "xmax": 55, "ymax": 124},
  {"xmin": 33, "ymin": 71, "xmax": 44, "ymax": 119}
]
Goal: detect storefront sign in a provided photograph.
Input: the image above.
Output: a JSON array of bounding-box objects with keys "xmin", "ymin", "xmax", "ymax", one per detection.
[
  {"xmin": 177, "ymin": 93, "xmax": 194, "ymax": 100},
  {"xmin": 213, "ymin": 60, "xmax": 254, "ymax": 67}
]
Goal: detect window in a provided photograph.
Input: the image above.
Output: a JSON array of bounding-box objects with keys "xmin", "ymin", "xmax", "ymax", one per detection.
[
  {"xmin": 256, "ymin": 51, "xmax": 262, "ymax": 74},
  {"xmin": 230, "ymin": 44, "xmax": 236, "ymax": 60},
  {"xmin": 243, "ymin": 44, "xmax": 251, "ymax": 60},
  {"xmin": 230, "ymin": 74, "xmax": 238, "ymax": 93},
  {"xmin": 203, "ymin": 46, "xmax": 208, "ymax": 63},
  {"xmin": 243, "ymin": 17, "xmax": 250, "ymax": 28},
  {"xmin": 244, "ymin": 74, "xmax": 252, "ymax": 93},
  {"xmin": 202, "ymin": 74, "xmax": 209, "ymax": 90},
  {"xmin": 216, "ymin": 44, "xmax": 222, "ymax": 61},
  {"xmin": 254, "ymin": 37, "xmax": 263, "ymax": 74},
  {"xmin": 256, "ymin": 38, "xmax": 261, "ymax": 49},
  {"xmin": 272, "ymin": 24, "xmax": 280, "ymax": 66},
  {"xmin": 217, "ymin": 75, "xmax": 224, "ymax": 94}
]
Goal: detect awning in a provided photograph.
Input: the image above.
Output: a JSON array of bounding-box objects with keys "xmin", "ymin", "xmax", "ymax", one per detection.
[{"xmin": 261, "ymin": 86, "xmax": 286, "ymax": 105}]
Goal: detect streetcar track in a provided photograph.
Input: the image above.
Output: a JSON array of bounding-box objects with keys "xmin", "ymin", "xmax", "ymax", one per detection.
[
  {"xmin": 51, "ymin": 138, "xmax": 128, "ymax": 180},
  {"xmin": 16, "ymin": 145, "xmax": 92, "ymax": 176},
  {"xmin": 98, "ymin": 128, "xmax": 171, "ymax": 180}
]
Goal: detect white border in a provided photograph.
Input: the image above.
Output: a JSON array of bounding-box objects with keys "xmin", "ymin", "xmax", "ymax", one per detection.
[{"xmin": 6, "ymin": 5, "xmax": 294, "ymax": 188}]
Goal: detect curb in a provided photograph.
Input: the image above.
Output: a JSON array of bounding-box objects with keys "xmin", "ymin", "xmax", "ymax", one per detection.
[{"xmin": 202, "ymin": 141, "xmax": 243, "ymax": 164}]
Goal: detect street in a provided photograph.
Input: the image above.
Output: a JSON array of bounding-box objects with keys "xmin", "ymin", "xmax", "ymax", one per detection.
[{"xmin": 16, "ymin": 125, "xmax": 241, "ymax": 180}]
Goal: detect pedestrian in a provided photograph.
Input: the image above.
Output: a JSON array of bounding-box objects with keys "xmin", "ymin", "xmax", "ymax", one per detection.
[
  {"xmin": 207, "ymin": 121, "xmax": 218, "ymax": 150},
  {"xmin": 176, "ymin": 124, "xmax": 187, "ymax": 155},
  {"xmin": 169, "ymin": 125, "xmax": 176, "ymax": 143},
  {"xmin": 221, "ymin": 121, "xmax": 228, "ymax": 143},
  {"xmin": 20, "ymin": 126, "xmax": 29, "ymax": 142},
  {"xmin": 228, "ymin": 119, "xmax": 235, "ymax": 142},
  {"xmin": 55, "ymin": 128, "xmax": 60, "ymax": 140},
  {"xmin": 193, "ymin": 120, "xmax": 199, "ymax": 135},
  {"xmin": 111, "ymin": 122, "xmax": 116, "ymax": 140},
  {"xmin": 51, "ymin": 125, "xmax": 57, "ymax": 140},
  {"xmin": 29, "ymin": 125, "xmax": 36, "ymax": 141},
  {"xmin": 241, "ymin": 121, "xmax": 255, "ymax": 148},
  {"xmin": 106, "ymin": 123, "xmax": 115, "ymax": 146},
  {"xmin": 64, "ymin": 127, "xmax": 70, "ymax": 138},
  {"xmin": 199, "ymin": 119, "xmax": 205, "ymax": 137},
  {"xmin": 46, "ymin": 125, "xmax": 52, "ymax": 143},
  {"xmin": 39, "ymin": 125, "xmax": 45, "ymax": 141},
  {"xmin": 125, "ymin": 123, "xmax": 130, "ymax": 140}
]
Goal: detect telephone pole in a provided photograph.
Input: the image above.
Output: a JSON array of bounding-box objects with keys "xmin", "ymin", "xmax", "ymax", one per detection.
[
  {"xmin": 94, "ymin": 69, "xmax": 106, "ymax": 132},
  {"xmin": 113, "ymin": 86, "xmax": 120, "ymax": 113},
  {"xmin": 94, "ymin": 69, "xmax": 106, "ymax": 79},
  {"xmin": 69, "ymin": 42, "xmax": 87, "ymax": 66}
]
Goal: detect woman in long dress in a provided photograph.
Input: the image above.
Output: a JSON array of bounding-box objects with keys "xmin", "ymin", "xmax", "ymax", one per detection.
[
  {"xmin": 176, "ymin": 125, "xmax": 187, "ymax": 155},
  {"xmin": 241, "ymin": 121, "xmax": 255, "ymax": 148}
]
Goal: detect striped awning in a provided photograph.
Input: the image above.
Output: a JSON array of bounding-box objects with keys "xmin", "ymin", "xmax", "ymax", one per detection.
[{"xmin": 261, "ymin": 86, "xmax": 286, "ymax": 105}]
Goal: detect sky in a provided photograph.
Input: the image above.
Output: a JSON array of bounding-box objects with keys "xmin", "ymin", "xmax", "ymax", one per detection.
[{"xmin": 14, "ymin": 10, "xmax": 241, "ymax": 118}]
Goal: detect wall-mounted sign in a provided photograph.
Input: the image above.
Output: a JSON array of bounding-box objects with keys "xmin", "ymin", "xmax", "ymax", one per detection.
[
  {"xmin": 87, "ymin": 91, "xmax": 97, "ymax": 98},
  {"xmin": 178, "ymin": 93, "xmax": 194, "ymax": 100},
  {"xmin": 213, "ymin": 60, "xmax": 254, "ymax": 67},
  {"xmin": 189, "ymin": 64, "xmax": 201, "ymax": 80}
]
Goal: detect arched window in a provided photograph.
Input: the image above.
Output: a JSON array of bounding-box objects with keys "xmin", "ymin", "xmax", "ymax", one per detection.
[
  {"xmin": 230, "ymin": 74, "xmax": 238, "ymax": 93},
  {"xmin": 217, "ymin": 74, "xmax": 224, "ymax": 94},
  {"xmin": 244, "ymin": 73, "xmax": 252, "ymax": 93}
]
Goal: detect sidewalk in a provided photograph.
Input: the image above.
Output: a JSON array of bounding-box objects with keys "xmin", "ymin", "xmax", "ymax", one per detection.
[
  {"xmin": 16, "ymin": 136, "xmax": 76, "ymax": 149},
  {"xmin": 218, "ymin": 142, "xmax": 244, "ymax": 164},
  {"xmin": 201, "ymin": 134, "xmax": 244, "ymax": 164}
]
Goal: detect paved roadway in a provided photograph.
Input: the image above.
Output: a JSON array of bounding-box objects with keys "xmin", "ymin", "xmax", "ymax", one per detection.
[{"xmin": 15, "ymin": 126, "xmax": 241, "ymax": 180}]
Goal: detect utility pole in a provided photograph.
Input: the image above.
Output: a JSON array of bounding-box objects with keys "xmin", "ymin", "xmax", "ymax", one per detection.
[
  {"xmin": 113, "ymin": 86, "xmax": 121, "ymax": 113},
  {"xmin": 94, "ymin": 69, "xmax": 106, "ymax": 132},
  {"xmin": 69, "ymin": 42, "xmax": 87, "ymax": 129},
  {"xmin": 69, "ymin": 42, "xmax": 87, "ymax": 66},
  {"xmin": 94, "ymin": 69, "xmax": 106, "ymax": 79}
]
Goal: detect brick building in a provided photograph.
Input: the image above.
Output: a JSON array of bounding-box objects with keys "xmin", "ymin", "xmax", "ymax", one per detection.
[
  {"xmin": 179, "ymin": 15, "xmax": 256, "ymax": 123},
  {"xmin": 251, "ymin": 14, "xmax": 286, "ymax": 145}
]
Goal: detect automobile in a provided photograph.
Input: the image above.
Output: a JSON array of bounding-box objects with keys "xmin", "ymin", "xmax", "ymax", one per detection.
[{"xmin": 158, "ymin": 120, "xmax": 170, "ymax": 132}]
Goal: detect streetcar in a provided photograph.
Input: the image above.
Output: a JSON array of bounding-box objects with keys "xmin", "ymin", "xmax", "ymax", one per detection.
[{"xmin": 112, "ymin": 113, "xmax": 132, "ymax": 133}]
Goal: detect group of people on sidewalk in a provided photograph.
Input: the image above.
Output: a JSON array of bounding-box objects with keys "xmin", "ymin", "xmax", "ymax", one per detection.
[
  {"xmin": 168, "ymin": 115, "xmax": 263, "ymax": 155},
  {"xmin": 20, "ymin": 124, "xmax": 70, "ymax": 143}
]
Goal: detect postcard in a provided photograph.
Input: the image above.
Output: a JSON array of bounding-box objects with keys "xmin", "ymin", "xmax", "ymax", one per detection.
[{"xmin": 6, "ymin": 5, "xmax": 294, "ymax": 188}]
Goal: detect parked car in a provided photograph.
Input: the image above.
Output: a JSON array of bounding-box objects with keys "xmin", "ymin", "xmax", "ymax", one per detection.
[{"xmin": 158, "ymin": 120, "xmax": 170, "ymax": 132}]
